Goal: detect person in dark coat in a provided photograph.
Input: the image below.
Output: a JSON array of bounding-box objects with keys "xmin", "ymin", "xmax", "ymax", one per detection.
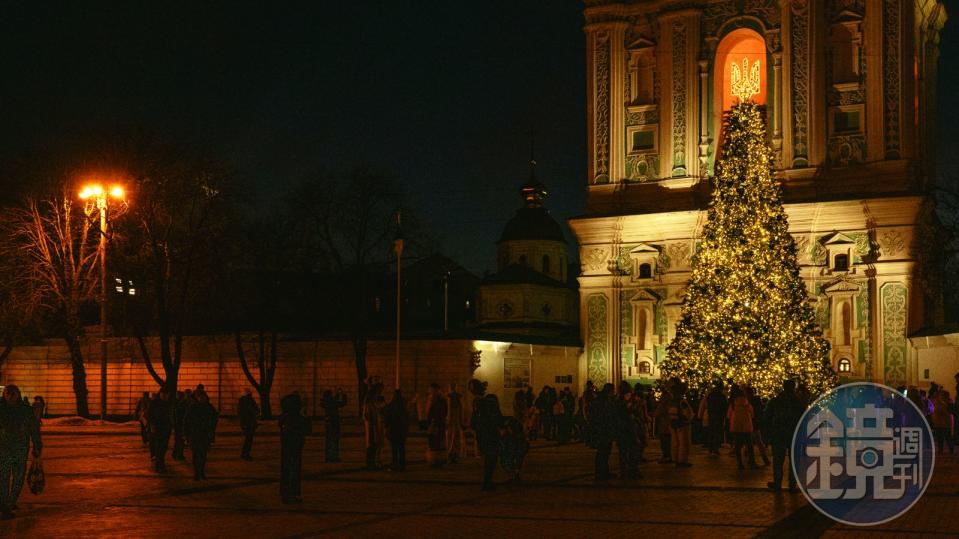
[
  {"xmin": 765, "ymin": 380, "xmax": 805, "ymax": 492},
  {"xmin": 238, "ymin": 389, "xmax": 260, "ymax": 460},
  {"xmin": 321, "ymin": 388, "xmax": 347, "ymax": 463},
  {"xmin": 147, "ymin": 386, "xmax": 174, "ymax": 473},
  {"xmin": 705, "ymin": 382, "xmax": 728, "ymax": 455},
  {"xmin": 185, "ymin": 391, "xmax": 218, "ymax": 480},
  {"xmin": 384, "ymin": 389, "xmax": 409, "ymax": 471},
  {"xmin": 172, "ymin": 391, "xmax": 188, "ymax": 461},
  {"xmin": 469, "ymin": 379, "xmax": 502, "ymax": 491},
  {"xmin": 134, "ymin": 391, "xmax": 151, "ymax": 446},
  {"xmin": 279, "ymin": 392, "xmax": 312, "ymax": 504},
  {"xmin": 589, "ymin": 383, "xmax": 617, "ymax": 481},
  {"xmin": 0, "ymin": 385, "xmax": 42, "ymax": 520},
  {"xmin": 425, "ymin": 383, "xmax": 448, "ymax": 468}
]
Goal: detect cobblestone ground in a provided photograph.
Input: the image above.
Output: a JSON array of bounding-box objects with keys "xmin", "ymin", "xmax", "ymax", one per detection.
[{"xmin": 1, "ymin": 426, "xmax": 957, "ymax": 538}]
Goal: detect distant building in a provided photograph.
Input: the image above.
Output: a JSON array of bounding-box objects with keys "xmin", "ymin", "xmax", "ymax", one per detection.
[{"xmin": 475, "ymin": 165, "xmax": 578, "ymax": 341}]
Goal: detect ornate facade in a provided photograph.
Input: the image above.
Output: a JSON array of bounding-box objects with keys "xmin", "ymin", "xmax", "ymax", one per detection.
[{"xmin": 571, "ymin": 0, "xmax": 947, "ymax": 387}]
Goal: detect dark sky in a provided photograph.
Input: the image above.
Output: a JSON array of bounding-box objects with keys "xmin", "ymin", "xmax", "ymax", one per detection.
[{"xmin": 2, "ymin": 1, "xmax": 957, "ymax": 274}]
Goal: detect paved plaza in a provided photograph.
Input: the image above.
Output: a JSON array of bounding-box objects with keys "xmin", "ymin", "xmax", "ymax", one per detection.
[{"xmin": 1, "ymin": 423, "xmax": 957, "ymax": 538}]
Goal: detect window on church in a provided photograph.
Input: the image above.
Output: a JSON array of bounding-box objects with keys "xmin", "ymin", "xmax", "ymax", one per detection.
[
  {"xmin": 833, "ymin": 110, "xmax": 861, "ymax": 133},
  {"xmin": 638, "ymin": 361, "xmax": 651, "ymax": 374},
  {"xmin": 638, "ymin": 263, "xmax": 652, "ymax": 279},
  {"xmin": 838, "ymin": 358, "xmax": 851, "ymax": 373},
  {"xmin": 632, "ymin": 130, "xmax": 655, "ymax": 152},
  {"xmin": 834, "ymin": 254, "xmax": 849, "ymax": 271},
  {"xmin": 542, "ymin": 255, "xmax": 550, "ymax": 274}
]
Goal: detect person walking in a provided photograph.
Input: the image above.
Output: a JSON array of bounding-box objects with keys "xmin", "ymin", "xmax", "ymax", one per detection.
[
  {"xmin": 499, "ymin": 416, "xmax": 528, "ymax": 483},
  {"xmin": 279, "ymin": 392, "xmax": 312, "ymax": 504},
  {"xmin": 238, "ymin": 389, "xmax": 260, "ymax": 461},
  {"xmin": 666, "ymin": 379, "xmax": 693, "ymax": 468},
  {"xmin": 426, "ymin": 383, "xmax": 448, "ymax": 468},
  {"xmin": 31, "ymin": 396, "xmax": 45, "ymax": 424},
  {"xmin": 589, "ymin": 383, "xmax": 617, "ymax": 480},
  {"xmin": 363, "ymin": 384, "xmax": 385, "ymax": 469},
  {"xmin": 447, "ymin": 384, "xmax": 465, "ymax": 464},
  {"xmin": 321, "ymin": 388, "xmax": 347, "ymax": 463},
  {"xmin": 185, "ymin": 391, "xmax": 218, "ymax": 480},
  {"xmin": 469, "ymin": 379, "xmax": 502, "ymax": 490},
  {"xmin": 765, "ymin": 380, "xmax": 804, "ymax": 492},
  {"xmin": 931, "ymin": 390, "xmax": 955, "ymax": 455},
  {"xmin": 172, "ymin": 391, "xmax": 188, "ymax": 461},
  {"xmin": 746, "ymin": 386, "xmax": 770, "ymax": 466},
  {"xmin": 653, "ymin": 389, "xmax": 673, "ymax": 464},
  {"xmin": 705, "ymin": 382, "xmax": 728, "ymax": 455},
  {"xmin": 728, "ymin": 386, "xmax": 757, "ymax": 470},
  {"xmin": 616, "ymin": 382, "xmax": 640, "ymax": 480},
  {"xmin": 384, "ymin": 389, "xmax": 409, "ymax": 471},
  {"xmin": 134, "ymin": 391, "xmax": 151, "ymax": 447},
  {"xmin": 0, "ymin": 385, "xmax": 42, "ymax": 520},
  {"xmin": 147, "ymin": 387, "xmax": 174, "ymax": 473}
]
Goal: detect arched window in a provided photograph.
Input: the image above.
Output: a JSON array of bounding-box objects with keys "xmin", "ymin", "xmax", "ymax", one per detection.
[
  {"xmin": 834, "ymin": 254, "xmax": 849, "ymax": 271},
  {"xmin": 838, "ymin": 358, "xmax": 852, "ymax": 373},
  {"xmin": 542, "ymin": 254, "xmax": 550, "ymax": 275},
  {"xmin": 638, "ymin": 361, "xmax": 651, "ymax": 374},
  {"xmin": 638, "ymin": 263, "xmax": 652, "ymax": 279},
  {"xmin": 713, "ymin": 29, "xmax": 767, "ymax": 162}
]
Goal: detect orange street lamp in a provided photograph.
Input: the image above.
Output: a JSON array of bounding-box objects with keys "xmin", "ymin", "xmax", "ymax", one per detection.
[{"xmin": 80, "ymin": 182, "xmax": 126, "ymax": 421}]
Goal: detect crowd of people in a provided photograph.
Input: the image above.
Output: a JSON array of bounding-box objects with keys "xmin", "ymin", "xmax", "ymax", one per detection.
[
  {"xmin": 2, "ymin": 369, "xmax": 955, "ymax": 519},
  {"xmin": 133, "ymin": 384, "xmax": 313, "ymax": 505}
]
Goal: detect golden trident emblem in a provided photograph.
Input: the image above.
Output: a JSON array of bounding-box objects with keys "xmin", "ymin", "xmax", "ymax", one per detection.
[{"xmin": 730, "ymin": 58, "xmax": 761, "ymax": 102}]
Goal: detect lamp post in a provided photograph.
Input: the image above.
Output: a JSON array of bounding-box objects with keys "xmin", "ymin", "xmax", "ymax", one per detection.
[
  {"xmin": 80, "ymin": 183, "xmax": 125, "ymax": 421},
  {"xmin": 393, "ymin": 212, "xmax": 404, "ymax": 390}
]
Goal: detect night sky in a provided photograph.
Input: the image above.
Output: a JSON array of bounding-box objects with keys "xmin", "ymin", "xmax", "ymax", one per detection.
[{"xmin": 2, "ymin": 1, "xmax": 957, "ymax": 274}]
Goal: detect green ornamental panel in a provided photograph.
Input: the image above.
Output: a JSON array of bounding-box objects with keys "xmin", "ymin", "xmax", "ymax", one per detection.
[
  {"xmin": 881, "ymin": 283, "xmax": 908, "ymax": 385},
  {"xmin": 587, "ymin": 294, "xmax": 609, "ymax": 384}
]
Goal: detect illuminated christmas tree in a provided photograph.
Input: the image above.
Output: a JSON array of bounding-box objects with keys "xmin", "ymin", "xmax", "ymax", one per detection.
[{"xmin": 660, "ymin": 102, "xmax": 837, "ymax": 399}]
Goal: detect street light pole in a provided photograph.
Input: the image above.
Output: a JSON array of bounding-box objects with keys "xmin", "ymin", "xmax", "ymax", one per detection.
[
  {"xmin": 98, "ymin": 199, "xmax": 108, "ymax": 421},
  {"xmin": 81, "ymin": 183, "xmax": 125, "ymax": 421},
  {"xmin": 394, "ymin": 212, "xmax": 404, "ymax": 390}
]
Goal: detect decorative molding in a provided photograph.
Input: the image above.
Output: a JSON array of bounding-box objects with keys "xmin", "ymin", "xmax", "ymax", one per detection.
[
  {"xmin": 790, "ymin": 0, "xmax": 810, "ymax": 167},
  {"xmin": 879, "ymin": 229, "xmax": 906, "ymax": 258},
  {"xmin": 826, "ymin": 133, "xmax": 866, "ymax": 166},
  {"xmin": 594, "ymin": 30, "xmax": 611, "ymax": 183},
  {"xmin": 625, "ymin": 153, "xmax": 660, "ymax": 182},
  {"xmin": 883, "ymin": 0, "xmax": 902, "ymax": 159},
  {"xmin": 586, "ymin": 294, "xmax": 609, "ymax": 383},
  {"xmin": 670, "ymin": 21, "xmax": 687, "ymax": 176},
  {"xmin": 583, "ymin": 247, "xmax": 607, "ymax": 272},
  {"xmin": 881, "ymin": 282, "xmax": 907, "ymax": 385}
]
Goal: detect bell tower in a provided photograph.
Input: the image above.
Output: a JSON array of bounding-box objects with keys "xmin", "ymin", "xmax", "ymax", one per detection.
[{"xmin": 573, "ymin": 0, "xmax": 947, "ymax": 388}]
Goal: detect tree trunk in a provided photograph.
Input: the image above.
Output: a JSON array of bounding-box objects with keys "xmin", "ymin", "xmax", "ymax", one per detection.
[
  {"xmin": 352, "ymin": 334, "xmax": 368, "ymax": 415},
  {"xmin": 64, "ymin": 333, "xmax": 90, "ymax": 418},
  {"xmin": 259, "ymin": 387, "xmax": 273, "ymax": 420}
]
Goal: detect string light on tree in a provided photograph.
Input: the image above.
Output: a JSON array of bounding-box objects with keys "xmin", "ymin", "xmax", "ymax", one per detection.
[{"xmin": 658, "ymin": 101, "xmax": 837, "ymax": 399}]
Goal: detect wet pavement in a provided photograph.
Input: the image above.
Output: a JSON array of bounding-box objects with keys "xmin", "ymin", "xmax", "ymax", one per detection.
[{"xmin": 2, "ymin": 426, "xmax": 957, "ymax": 538}]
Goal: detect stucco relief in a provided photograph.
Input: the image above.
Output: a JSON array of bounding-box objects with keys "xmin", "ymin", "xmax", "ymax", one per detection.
[
  {"xmin": 586, "ymin": 294, "xmax": 609, "ymax": 383},
  {"xmin": 879, "ymin": 230, "xmax": 906, "ymax": 258},
  {"xmin": 881, "ymin": 283, "xmax": 907, "ymax": 385}
]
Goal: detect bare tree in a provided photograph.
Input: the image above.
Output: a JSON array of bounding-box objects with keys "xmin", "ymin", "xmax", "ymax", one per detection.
[
  {"xmin": 228, "ymin": 210, "xmax": 302, "ymax": 419},
  {"xmin": 113, "ymin": 143, "xmax": 236, "ymax": 394},
  {"xmin": 7, "ymin": 193, "xmax": 99, "ymax": 416},
  {"xmin": 295, "ymin": 167, "xmax": 431, "ymax": 411}
]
